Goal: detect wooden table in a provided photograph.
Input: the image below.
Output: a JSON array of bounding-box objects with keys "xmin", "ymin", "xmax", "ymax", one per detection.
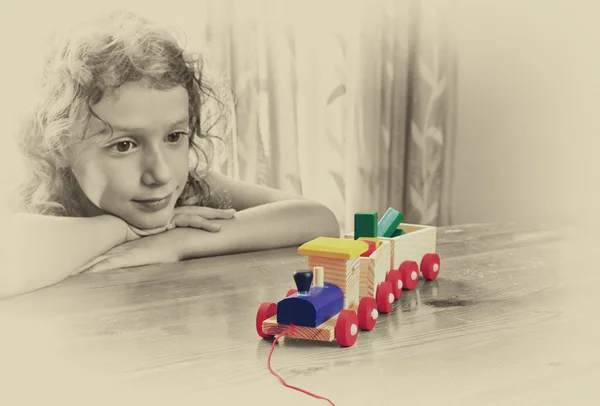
[{"xmin": 1, "ymin": 223, "xmax": 599, "ymax": 406}]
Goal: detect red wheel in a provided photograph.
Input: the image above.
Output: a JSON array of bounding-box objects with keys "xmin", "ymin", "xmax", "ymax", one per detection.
[
  {"xmin": 334, "ymin": 309, "xmax": 359, "ymax": 347},
  {"xmin": 357, "ymin": 297, "xmax": 378, "ymax": 330},
  {"xmin": 256, "ymin": 302, "xmax": 277, "ymax": 338},
  {"xmin": 399, "ymin": 260, "xmax": 419, "ymax": 290},
  {"xmin": 421, "ymin": 253, "xmax": 441, "ymax": 280},
  {"xmin": 386, "ymin": 269, "xmax": 403, "ymax": 299},
  {"xmin": 286, "ymin": 288, "xmax": 298, "ymax": 297},
  {"xmin": 376, "ymin": 281, "xmax": 394, "ymax": 313}
]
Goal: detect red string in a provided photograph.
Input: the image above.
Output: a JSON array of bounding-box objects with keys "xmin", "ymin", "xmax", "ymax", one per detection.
[{"xmin": 267, "ymin": 325, "xmax": 336, "ymax": 406}]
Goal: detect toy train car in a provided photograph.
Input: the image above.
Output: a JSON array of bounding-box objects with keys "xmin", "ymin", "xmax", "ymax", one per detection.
[{"xmin": 255, "ymin": 207, "xmax": 441, "ymax": 347}]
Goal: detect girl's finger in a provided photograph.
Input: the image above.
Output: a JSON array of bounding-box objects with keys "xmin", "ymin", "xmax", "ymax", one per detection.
[
  {"xmin": 171, "ymin": 214, "xmax": 221, "ymax": 232},
  {"xmin": 173, "ymin": 206, "xmax": 236, "ymax": 219}
]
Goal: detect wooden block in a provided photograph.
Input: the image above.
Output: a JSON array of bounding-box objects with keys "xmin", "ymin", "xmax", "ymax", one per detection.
[
  {"xmin": 358, "ymin": 237, "xmax": 381, "ymax": 248},
  {"xmin": 277, "ymin": 283, "xmax": 344, "ymax": 327},
  {"xmin": 313, "ymin": 266, "xmax": 324, "ymax": 287},
  {"xmin": 360, "ymin": 240, "xmax": 377, "ymax": 257},
  {"xmin": 358, "ymin": 240, "xmax": 391, "ymax": 298},
  {"xmin": 390, "ymin": 225, "xmax": 436, "ymax": 270},
  {"xmin": 391, "ymin": 229, "xmax": 405, "ymax": 237},
  {"xmin": 377, "ymin": 207, "xmax": 405, "ymax": 238},
  {"xmin": 307, "ymin": 256, "xmax": 360, "ymax": 310},
  {"xmin": 298, "ymin": 237, "xmax": 369, "ymax": 260},
  {"xmin": 262, "ymin": 314, "xmax": 337, "ymax": 342},
  {"xmin": 354, "ymin": 212, "xmax": 378, "ymax": 240}
]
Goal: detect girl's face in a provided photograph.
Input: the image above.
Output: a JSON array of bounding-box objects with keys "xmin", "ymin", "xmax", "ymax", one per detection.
[{"xmin": 66, "ymin": 81, "xmax": 191, "ymax": 229}]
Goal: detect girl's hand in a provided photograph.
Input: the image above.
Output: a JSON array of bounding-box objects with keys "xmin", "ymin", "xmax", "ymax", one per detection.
[
  {"xmin": 123, "ymin": 207, "xmax": 236, "ymax": 241},
  {"xmin": 75, "ymin": 229, "xmax": 185, "ymax": 274},
  {"xmin": 170, "ymin": 206, "xmax": 236, "ymax": 232}
]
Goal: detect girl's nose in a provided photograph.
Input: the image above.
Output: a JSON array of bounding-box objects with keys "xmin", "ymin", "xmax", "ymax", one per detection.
[{"xmin": 141, "ymin": 148, "xmax": 173, "ymax": 186}]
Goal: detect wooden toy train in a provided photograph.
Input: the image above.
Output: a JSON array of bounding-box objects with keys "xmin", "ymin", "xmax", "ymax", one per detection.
[{"xmin": 255, "ymin": 207, "xmax": 441, "ymax": 347}]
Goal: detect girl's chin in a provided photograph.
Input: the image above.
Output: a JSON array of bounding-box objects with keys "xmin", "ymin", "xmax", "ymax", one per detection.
[{"xmin": 125, "ymin": 212, "xmax": 175, "ymax": 231}]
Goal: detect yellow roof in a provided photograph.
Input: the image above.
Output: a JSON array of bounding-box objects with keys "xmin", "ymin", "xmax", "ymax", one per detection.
[{"xmin": 297, "ymin": 237, "xmax": 369, "ymax": 260}]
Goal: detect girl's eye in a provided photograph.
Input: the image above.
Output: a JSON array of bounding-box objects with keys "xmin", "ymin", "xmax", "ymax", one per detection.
[
  {"xmin": 167, "ymin": 132, "xmax": 187, "ymax": 143},
  {"xmin": 111, "ymin": 141, "xmax": 136, "ymax": 153}
]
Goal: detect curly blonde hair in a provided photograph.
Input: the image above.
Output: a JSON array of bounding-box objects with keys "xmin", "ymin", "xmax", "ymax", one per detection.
[{"xmin": 16, "ymin": 10, "xmax": 233, "ymax": 216}]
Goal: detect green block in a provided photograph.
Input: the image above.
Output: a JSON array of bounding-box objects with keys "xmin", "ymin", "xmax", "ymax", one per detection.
[
  {"xmin": 391, "ymin": 228, "xmax": 405, "ymax": 237},
  {"xmin": 354, "ymin": 212, "xmax": 378, "ymax": 240},
  {"xmin": 377, "ymin": 207, "xmax": 405, "ymax": 238}
]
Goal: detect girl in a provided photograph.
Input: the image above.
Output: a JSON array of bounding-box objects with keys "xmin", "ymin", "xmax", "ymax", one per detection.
[{"xmin": 1, "ymin": 10, "xmax": 340, "ymax": 299}]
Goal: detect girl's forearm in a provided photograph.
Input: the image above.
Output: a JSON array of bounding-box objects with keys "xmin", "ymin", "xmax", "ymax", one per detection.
[
  {"xmin": 177, "ymin": 199, "xmax": 340, "ymax": 259},
  {"xmin": 0, "ymin": 213, "xmax": 127, "ymax": 299}
]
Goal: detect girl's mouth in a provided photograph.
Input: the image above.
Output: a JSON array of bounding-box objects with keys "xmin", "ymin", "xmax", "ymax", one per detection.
[{"xmin": 132, "ymin": 194, "xmax": 172, "ymax": 212}]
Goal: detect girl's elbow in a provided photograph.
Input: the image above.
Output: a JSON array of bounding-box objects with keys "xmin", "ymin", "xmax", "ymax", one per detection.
[
  {"xmin": 285, "ymin": 198, "xmax": 340, "ymax": 238},
  {"xmin": 310, "ymin": 201, "xmax": 341, "ymax": 238},
  {"xmin": 325, "ymin": 211, "xmax": 341, "ymax": 237},
  {"xmin": 0, "ymin": 278, "xmax": 24, "ymax": 300}
]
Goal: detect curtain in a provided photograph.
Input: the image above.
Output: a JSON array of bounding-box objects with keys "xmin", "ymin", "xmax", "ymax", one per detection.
[{"xmin": 198, "ymin": 0, "xmax": 456, "ymax": 235}]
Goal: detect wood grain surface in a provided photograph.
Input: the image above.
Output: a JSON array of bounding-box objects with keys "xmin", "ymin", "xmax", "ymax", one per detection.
[{"xmin": 1, "ymin": 223, "xmax": 599, "ymax": 406}]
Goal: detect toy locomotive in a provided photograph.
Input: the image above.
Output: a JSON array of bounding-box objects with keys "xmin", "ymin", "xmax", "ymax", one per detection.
[{"xmin": 255, "ymin": 207, "xmax": 441, "ymax": 347}]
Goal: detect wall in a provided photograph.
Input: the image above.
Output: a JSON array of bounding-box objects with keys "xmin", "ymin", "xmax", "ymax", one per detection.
[{"xmin": 450, "ymin": 0, "xmax": 600, "ymax": 228}]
